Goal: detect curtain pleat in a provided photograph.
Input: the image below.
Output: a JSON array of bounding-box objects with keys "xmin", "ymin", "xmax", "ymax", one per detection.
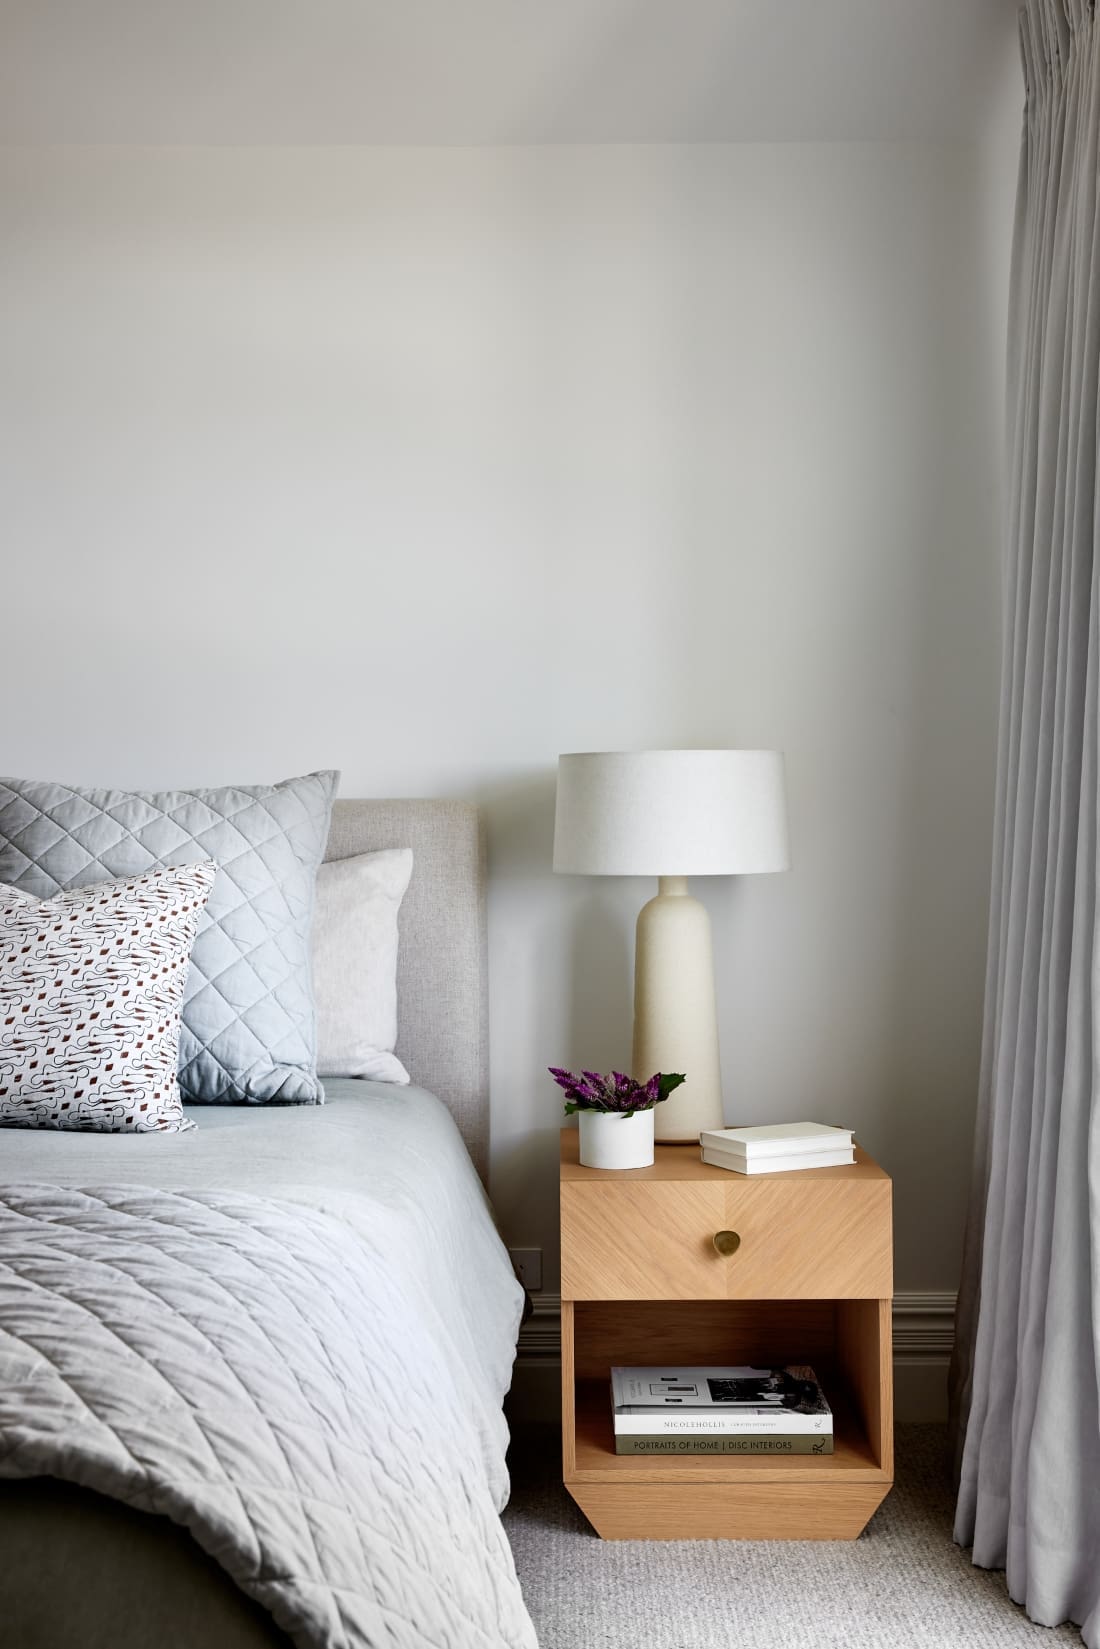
[{"xmin": 951, "ymin": 3, "xmax": 1100, "ymax": 1641}]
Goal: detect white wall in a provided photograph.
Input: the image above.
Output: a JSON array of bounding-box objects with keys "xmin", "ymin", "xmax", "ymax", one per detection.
[{"xmin": 0, "ymin": 142, "xmax": 1001, "ymax": 1295}]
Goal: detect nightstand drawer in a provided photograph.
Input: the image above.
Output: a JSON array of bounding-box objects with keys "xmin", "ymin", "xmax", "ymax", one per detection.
[{"xmin": 560, "ymin": 1175, "xmax": 892, "ymax": 1300}]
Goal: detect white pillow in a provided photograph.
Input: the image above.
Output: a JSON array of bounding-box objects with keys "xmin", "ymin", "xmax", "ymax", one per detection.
[
  {"xmin": 0, "ymin": 861, "xmax": 216, "ymax": 1133},
  {"xmin": 312, "ymin": 849, "xmax": 413, "ymax": 1083}
]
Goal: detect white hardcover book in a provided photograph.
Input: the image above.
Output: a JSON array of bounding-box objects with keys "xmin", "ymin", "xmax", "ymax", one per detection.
[
  {"xmin": 613, "ymin": 1409, "xmax": 832, "ymax": 1436},
  {"xmin": 702, "ymin": 1145, "xmax": 854, "ymax": 1175},
  {"xmin": 699, "ymin": 1122, "xmax": 853, "ymax": 1158}
]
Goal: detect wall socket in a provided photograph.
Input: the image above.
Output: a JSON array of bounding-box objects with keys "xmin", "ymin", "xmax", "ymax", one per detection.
[{"xmin": 508, "ymin": 1248, "xmax": 542, "ymax": 1291}]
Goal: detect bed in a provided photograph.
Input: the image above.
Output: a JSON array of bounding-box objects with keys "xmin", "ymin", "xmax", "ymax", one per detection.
[{"xmin": 0, "ymin": 799, "xmax": 537, "ymax": 1649}]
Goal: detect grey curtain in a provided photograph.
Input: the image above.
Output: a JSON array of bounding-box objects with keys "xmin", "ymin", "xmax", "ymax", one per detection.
[{"xmin": 950, "ymin": 2, "xmax": 1100, "ymax": 1642}]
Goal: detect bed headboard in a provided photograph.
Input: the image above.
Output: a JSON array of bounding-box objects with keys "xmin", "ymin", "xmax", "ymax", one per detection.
[{"xmin": 323, "ymin": 799, "xmax": 489, "ymax": 1181}]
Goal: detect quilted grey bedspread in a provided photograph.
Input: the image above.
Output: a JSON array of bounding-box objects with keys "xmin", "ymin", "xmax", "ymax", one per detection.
[{"xmin": 0, "ymin": 1085, "xmax": 537, "ymax": 1649}]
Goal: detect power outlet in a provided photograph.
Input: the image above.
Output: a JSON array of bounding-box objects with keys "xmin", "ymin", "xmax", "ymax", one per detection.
[{"xmin": 509, "ymin": 1248, "xmax": 542, "ymax": 1292}]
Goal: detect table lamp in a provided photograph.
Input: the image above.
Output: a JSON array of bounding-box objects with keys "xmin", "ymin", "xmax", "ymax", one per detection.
[{"xmin": 553, "ymin": 749, "xmax": 790, "ymax": 1142}]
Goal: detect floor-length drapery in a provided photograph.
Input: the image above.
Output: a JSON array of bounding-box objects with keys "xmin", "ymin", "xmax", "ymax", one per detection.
[{"xmin": 951, "ymin": 3, "xmax": 1100, "ymax": 1642}]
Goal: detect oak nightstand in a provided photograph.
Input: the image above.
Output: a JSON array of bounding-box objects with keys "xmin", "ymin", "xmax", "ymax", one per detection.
[{"xmin": 559, "ymin": 1128, "xmax": 893, "ymax": 1540}]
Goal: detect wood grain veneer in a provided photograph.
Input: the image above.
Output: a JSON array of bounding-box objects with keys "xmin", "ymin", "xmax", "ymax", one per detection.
[
  {"xmin": 559, "ymin": 1128, "xmax": 894, "ymax": 1541},
  {"xmin": 564, "ymin": 1481, "xmax": 888, "ymax": 1542},
  {"xmin": 570, "ymin": 1300, "xmax": 837, "ymax": 1378},
  {"xmin": 561, "ymin": 1134, "xmax": 891, "ymax": 1301}
]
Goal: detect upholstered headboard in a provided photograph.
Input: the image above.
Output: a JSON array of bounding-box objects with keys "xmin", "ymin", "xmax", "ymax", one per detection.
[{"xmin": 323, "ymin": 799, "xmax": 489, "ymax": 1181}]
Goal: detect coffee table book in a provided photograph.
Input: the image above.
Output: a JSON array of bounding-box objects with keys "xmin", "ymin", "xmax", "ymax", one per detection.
[
  {"xmin": 700, "ymin": 1122, "xmax": 854, "ymax": 1157},
  {"xmin": 616, "ymin": 1434, "xmax": 835, "ymax": 1455},
  {"xmin": 702, "ymin": 1145, "xmax": 855, "ymax": 1174}
]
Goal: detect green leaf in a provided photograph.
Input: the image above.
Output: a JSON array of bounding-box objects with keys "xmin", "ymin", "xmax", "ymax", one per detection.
[{"xmin": 657, "ymin": 1072, "xmax": 687, "ymax": 1103}]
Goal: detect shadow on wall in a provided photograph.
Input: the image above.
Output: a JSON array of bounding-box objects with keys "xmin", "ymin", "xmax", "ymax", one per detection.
[
  {"xmin": 472, "ymin": 765, "xmax": 638, "ymax": 1248},
  {"xmin": 566, "ymin": 893, "xmax": 632, "ymax": 1072},
  {"xmin": 475, "ymin": 764, "xmax": 634, "ymax": 1069}
]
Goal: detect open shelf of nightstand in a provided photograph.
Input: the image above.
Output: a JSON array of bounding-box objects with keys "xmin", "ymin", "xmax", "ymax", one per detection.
[{"xmin": 571, "ymin": 1378, "xmax": 882, "ymax": 1482}]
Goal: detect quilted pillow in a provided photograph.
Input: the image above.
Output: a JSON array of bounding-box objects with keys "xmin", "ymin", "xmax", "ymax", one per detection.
[
  {"xmin": 0, "ymin": 861, "xmax": 216, "ymax": 1133},
  {"xmin": 312, "ymin": 849, "xmax": 413, "ymax": 1083},
  {"xmin": 0, "ymin": 772, "xmax": 338, "ymax": 1105}
]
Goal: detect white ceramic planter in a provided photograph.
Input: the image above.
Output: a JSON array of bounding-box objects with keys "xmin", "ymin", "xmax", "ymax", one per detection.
[{"xmin": 578, "ymin": 1107, "xmax": 655, "ymax": 1170}]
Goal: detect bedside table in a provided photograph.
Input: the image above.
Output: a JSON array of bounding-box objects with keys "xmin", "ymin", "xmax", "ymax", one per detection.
[{"xmin": 559, "ymin": 1128, "xmax": 893, "ymax": 1540}]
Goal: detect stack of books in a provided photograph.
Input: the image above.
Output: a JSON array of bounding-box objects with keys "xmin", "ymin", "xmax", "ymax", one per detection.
[
  {"xmin": 700, "ymin": 1121, "xmax": 855, "ymax": 1174},
  {"xmin": 610, "ymin": 1365, "xmax": 834, "ymax": 1455}
]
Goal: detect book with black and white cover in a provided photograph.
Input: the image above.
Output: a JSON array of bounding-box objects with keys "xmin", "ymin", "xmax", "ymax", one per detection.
[
  {"xmin": 699, "ymin": 1122, "xmax": 854, "ymax": 1159},
  {"xmin": 615, "ymin": 1433, "xmax": 834, "ymax": 1455},
  {"xmin": 611, "ymin": 1365, "xmax": 832, "ymax": 1436},
  {"xmin": 701, "ymin": 1145, "xmax": 854, "ymax": 1175}
]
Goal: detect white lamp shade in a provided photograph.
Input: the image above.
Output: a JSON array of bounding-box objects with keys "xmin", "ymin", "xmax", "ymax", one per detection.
[{"xmin": 553, "ymin": 750, "xmax": 790, "ymax": 877}]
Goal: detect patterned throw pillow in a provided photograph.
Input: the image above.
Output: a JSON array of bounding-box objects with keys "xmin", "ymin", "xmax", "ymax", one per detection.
[
  {"xmin": 0, "ymin": 772, "xmax": 337, "ymax": 1104},
  {"xmin": 0, "ymin": 861, "xmax": 216, "ymax": 1133}
]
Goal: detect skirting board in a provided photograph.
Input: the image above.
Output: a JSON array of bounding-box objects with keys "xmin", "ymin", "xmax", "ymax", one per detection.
[{"xmin": 508, "ymin": 1291, "xmax": 957, "ymax": 1426}]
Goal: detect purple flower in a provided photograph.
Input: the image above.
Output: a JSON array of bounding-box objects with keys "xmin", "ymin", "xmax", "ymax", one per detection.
[{"xmin": 548, "ymin": 1066, "xmax": 685, "ymax": 1117}]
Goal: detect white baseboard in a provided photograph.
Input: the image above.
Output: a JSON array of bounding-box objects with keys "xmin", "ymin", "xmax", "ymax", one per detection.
[{"xmin": 508, "ymin": 1291, "xmax": 956, "ymax": 1426}]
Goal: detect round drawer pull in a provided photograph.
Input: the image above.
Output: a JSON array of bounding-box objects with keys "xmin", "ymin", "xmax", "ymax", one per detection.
[{"xmin": 713, "ymin": 1229, "xmax": 741, "ymax": 1257}]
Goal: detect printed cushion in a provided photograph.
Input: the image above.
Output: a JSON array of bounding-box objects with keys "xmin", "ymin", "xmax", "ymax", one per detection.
[
  {"xmin": 0, "ymin": 772, "xmax": 338, "ymax": 1104},
  {"xmin": 0, "ymin": 861, "xmax": 216, "ymax": 1133},
  {"xmin": 313, "ymin": 849, "xmax": 413, "ymax": 1083}
]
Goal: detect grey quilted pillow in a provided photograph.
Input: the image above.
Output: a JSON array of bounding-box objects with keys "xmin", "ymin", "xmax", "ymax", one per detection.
[{"xmin": 0, "ymin": 772, "xmax": 338, "ymax": 1105}]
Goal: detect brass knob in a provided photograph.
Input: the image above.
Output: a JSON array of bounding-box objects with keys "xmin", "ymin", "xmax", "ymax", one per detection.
[{"xmin": 713, "ymin": 1229, "xmax": 741, "ymax": 1257}]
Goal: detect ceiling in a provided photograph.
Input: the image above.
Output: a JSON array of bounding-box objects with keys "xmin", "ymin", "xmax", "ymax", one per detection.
[{"xmin": 0, "ymin": 0, "xmax": 1018, "ymax": 146}]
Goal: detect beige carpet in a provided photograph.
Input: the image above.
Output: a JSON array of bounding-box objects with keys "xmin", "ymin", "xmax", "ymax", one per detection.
[{"xmin": 502, "ymin": 1425, "xmax": 1082, "ymax": 1649}]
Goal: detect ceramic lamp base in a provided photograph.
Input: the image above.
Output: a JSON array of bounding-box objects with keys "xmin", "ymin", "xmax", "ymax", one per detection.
[{"xmin": 632, "ymin": 876, "xmax": 725, "ymax": 1143}]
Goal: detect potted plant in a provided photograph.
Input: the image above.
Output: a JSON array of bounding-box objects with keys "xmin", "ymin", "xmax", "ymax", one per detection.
[{"xmin": 549, "ymin": 1067, "xmax": 686, "ymax": 1169}]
